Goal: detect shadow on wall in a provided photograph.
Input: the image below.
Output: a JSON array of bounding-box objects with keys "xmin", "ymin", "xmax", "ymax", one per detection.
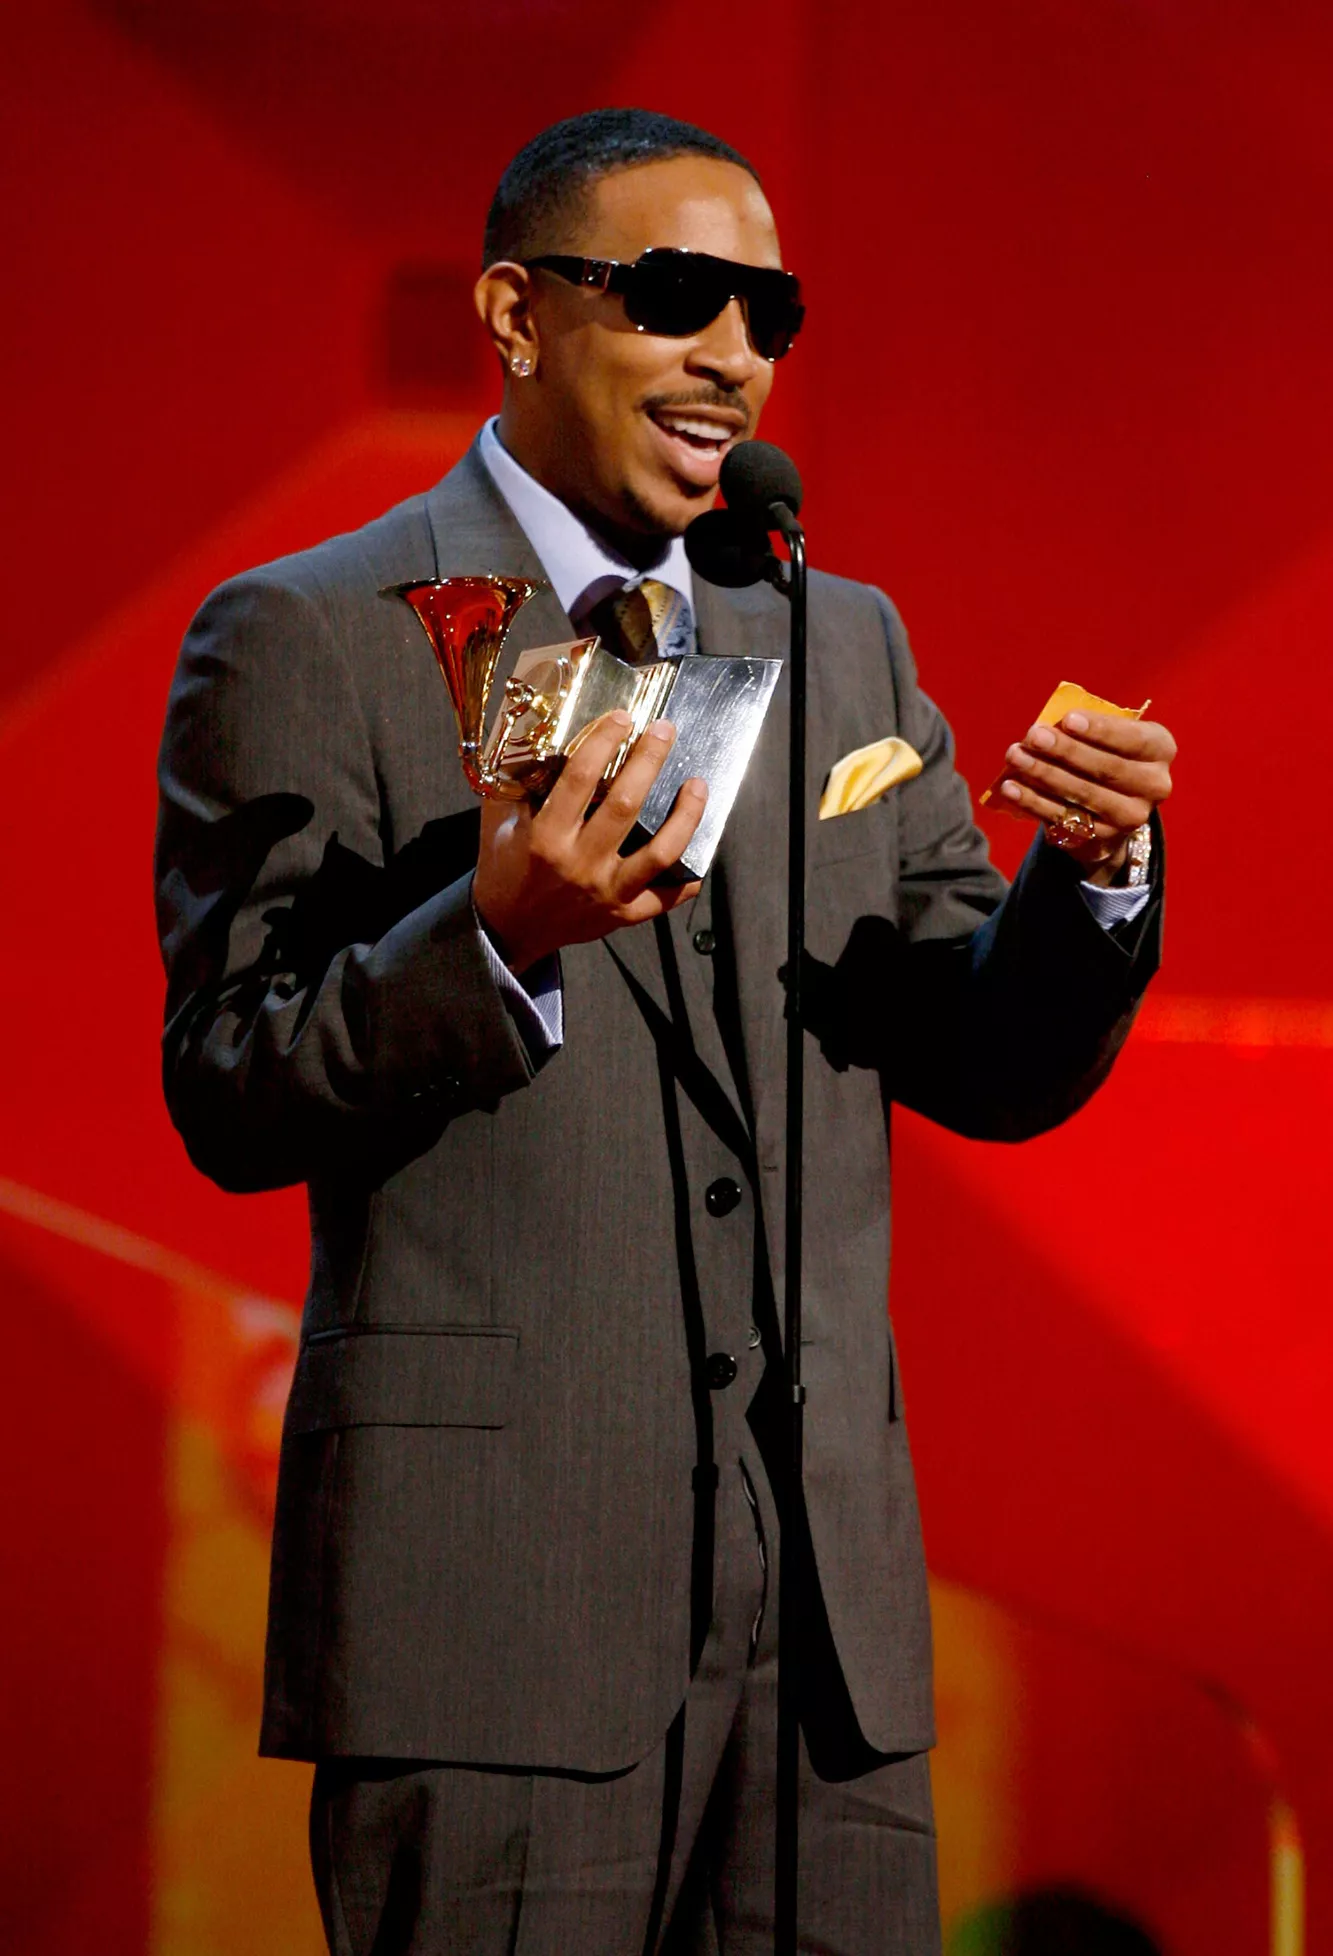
[{"xmin": 950, "ymin": 1887, "xmax": 1161, "ymax": 1956}]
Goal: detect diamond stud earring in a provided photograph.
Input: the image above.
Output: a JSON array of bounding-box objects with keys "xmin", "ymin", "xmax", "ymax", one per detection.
[{"xmin": 509, "ymin": 353, "xmax": 535, "ymax": 378}]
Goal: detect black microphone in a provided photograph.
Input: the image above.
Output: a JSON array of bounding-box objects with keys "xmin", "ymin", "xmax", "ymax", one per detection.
[
  {"xmin": 684, "ymin": 440, "xmax": 805, "ymax": 592},
  {"xmin": 720, "ymin": 440, "xmax": 804, "ymax": 539},
  {"xmin": 683, "ymin": 507, "xmax": 779, "ymax": 590}
]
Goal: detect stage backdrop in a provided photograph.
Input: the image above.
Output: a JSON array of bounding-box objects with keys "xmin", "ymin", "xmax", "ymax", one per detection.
[{"xmin": 4, "ymin": 4, "xmax": 1332, "ymax": 1951}]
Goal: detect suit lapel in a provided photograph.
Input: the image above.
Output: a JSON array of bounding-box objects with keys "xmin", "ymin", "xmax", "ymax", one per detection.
[{"xmin": 423, "ymin": 444, "xmax": 578, "ymax": 656}]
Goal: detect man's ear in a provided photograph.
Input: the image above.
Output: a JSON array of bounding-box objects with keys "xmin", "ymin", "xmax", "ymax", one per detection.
[{"xmin": 474, "ymin": 262, "xmax": 538, "ymax": 378}]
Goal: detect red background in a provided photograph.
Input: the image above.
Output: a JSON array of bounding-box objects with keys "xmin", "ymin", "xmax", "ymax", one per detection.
[{"xmin": 3, "ymin": 2, "xmax": 1332, "ymax": 1949}]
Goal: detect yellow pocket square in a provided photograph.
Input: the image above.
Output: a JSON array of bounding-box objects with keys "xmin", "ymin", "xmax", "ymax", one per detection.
[{"xmin": 819, "ymin": 737, "xmax": 923, "ymax": 819}]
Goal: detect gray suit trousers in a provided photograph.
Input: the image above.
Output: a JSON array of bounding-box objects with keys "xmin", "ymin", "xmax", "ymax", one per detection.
[{"xmin": 309, "ymin": 1367, "xmax": 939, "ymax": 1956}]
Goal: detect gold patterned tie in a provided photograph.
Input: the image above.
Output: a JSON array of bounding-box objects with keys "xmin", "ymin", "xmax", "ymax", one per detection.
[{"xmin": 584, "ymin": 579, "xmax": 694, "ymax": 666}]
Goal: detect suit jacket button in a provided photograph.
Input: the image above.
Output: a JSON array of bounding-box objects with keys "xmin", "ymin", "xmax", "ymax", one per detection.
[
  {"xmin": 748, "ymin": 1322, "xmax": 762, "ymax": 1350},
  {"xmin": 706, "ymin": 1352, "xmax": 738, "ymax": 1390},
  {"xmin": 705, "ymin": 1176, "xmax": 742, "ymax": 1217},
  {"xmin": 693, "ymin": 928, "xmax": 716, "ymax": 956}
]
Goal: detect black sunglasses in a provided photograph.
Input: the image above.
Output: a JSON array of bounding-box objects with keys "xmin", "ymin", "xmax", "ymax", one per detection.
[{"xmin": 523, "ymin": 248, "xmax": 805, "ymax": 362}]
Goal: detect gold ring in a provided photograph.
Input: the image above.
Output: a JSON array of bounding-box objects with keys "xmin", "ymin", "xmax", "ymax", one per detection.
[{"xmin": 1045, "ymin": 803, "xmax": 1097, "ymax": 849}]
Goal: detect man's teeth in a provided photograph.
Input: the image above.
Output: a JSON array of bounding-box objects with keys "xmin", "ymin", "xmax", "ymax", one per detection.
[{"xmin": 656, "ymin": 414, "xmax": 729, "ymax": 445}]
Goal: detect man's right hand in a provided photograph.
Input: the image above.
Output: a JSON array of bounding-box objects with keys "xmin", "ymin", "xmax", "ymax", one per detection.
[{"xmin": 472, "ymin": 710, "xmax": 708, "ymax": 973}]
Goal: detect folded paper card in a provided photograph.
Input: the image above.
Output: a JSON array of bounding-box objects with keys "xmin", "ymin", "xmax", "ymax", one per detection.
[
  {"xmin": 819, "ymin": 736, "xmax": 923, "ymax": 820},
  {"xmin": 978, "ymin": 681, "xmax": 1151, "ymax": 806}
]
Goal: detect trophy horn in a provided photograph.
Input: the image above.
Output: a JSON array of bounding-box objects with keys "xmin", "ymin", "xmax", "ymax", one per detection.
[{"xmin": 384, "ymin": 574, "xmax": 544, "ymax": 795}]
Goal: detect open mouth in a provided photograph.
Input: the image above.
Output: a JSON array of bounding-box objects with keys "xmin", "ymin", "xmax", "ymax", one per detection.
[{"xmin": 644, "ymin": 405, "xmax": 748, "ymax": 484}]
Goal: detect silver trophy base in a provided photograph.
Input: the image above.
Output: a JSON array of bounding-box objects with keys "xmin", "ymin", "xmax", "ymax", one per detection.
[{"xmin": 628, "ymin": 653, "xmax": 782, "ymax": 881}]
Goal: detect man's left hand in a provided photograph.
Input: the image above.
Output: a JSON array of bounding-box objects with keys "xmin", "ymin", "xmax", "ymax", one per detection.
[{"xmin": 998, "ymin": 711, "xmax": 1177, "ymax": 885}]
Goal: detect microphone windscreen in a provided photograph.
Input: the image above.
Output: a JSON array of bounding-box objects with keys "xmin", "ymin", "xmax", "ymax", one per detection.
[
  {"xmin": 684, "ymin": 508, "xmax": 774, "ymax": 588},
  {"xmin": 720, "ymin": 440, "xmax": 804, "ymax": 519}
]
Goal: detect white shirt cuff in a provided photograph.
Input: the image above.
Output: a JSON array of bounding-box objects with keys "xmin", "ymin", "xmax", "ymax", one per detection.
[{"xmin": 472, "ymin": 899, "xmax": 564, "ymax": 1057}]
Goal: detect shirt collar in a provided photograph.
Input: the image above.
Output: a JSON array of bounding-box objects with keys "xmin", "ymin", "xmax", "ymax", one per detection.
[{"xmin": 479, "ymin": 417, "xmax": 694, "ymax": 622}]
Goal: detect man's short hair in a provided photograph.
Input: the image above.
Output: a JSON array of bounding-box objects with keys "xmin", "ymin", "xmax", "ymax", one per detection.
[{"xmin": 483, "ymin": 108, "xmax": 760, "ymax": 268}]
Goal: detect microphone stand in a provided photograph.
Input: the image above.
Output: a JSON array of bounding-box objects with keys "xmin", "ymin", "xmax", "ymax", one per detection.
[
  {"xmin": 682, "ymin": 480, "xmax": 808, "ymax": 1955},
  {"xmin": 771, "ymin": 505, "xmax": 806, "ymax": 1956}
]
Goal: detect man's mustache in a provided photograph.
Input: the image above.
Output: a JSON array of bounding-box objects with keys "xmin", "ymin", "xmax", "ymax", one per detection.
[{"xmin": 641, "ymin": 386, "xmax": 752, "ymax": 436}]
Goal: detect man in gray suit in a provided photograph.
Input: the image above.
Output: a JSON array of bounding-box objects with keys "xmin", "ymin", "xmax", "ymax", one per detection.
[{"xmin": 156, "ymin": 110, "xmax": 1175, "ymax": 1954}]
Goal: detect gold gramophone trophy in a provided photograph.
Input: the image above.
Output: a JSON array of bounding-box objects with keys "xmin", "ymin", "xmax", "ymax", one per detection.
[{"xmin": 383, "ymin": 574, "xmax": 781, "ymax": 880}]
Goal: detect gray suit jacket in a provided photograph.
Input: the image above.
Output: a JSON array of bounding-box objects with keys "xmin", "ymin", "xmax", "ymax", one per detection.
[{"xmin": 155, "ymin": 443, "xmax": 1162, "ymax": 1771}]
